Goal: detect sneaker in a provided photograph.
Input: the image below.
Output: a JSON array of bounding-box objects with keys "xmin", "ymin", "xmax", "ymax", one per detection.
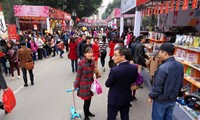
[
  {"xmin": 11, "ymin": 77, "xmax": 14, "ymax": 80},
  {"xmin": 18, "ymin": 76, "xmax": 21, "ymax": 79},
  {"xmin": 103, "ymin": 67, "xmax": 105, "ymax": 72}
]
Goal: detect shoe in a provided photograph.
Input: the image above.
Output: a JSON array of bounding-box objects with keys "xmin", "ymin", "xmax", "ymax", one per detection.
[
  {"xmin": 18, "ymin": 76, "xmax": 21, "ymax": 79},
  {"xmin": 84, "ymin": 117, "xmax": 90, "ymax": 120},
  {"xmin": 7, "ymin": 74, "xmax": 10, "ymax": 76},
  {"xmin": 11, "ymin": 77, "xmax": 14, "ymax": 80},
  {"xmin": 0, "ymin": 102, "xmax": 4, "ymax": 110},
  {"xmin": 31, "ymin": 82, "xmax": 34, "ymax": 85},
  {"xmin": 24, "ymin": 84, "xmax": 28, "ymax": 87},
  {"xmin": 132, "ymin": 97, "xmax": 137, "ymax": 101},
  {"xmin": 129, "ymin": 103, "xmax": 132, "ymax": 107},
  {"xmin": 88, "ymin": 112, "xmax": 95, "ymax": 117},
  {"xmin": 5, "ymin": 110, "xmax": 8, "ymax": 114},
  {"xmin": 103, "ymin": 67, "xmax": 105, "ymax": 72},
  {"xmin": 60, "ymin": 56, "xmax": 63, "ymax": 58}
]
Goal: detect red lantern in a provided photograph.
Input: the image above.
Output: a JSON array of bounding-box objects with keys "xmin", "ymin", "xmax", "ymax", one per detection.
[
  {"xmin": 175, "ymin": 0, "xmax": 180, "ymax": 11},
  {"xmin": 170, "ymin": 0, "xmax": 174, "ymax": 12},
  {"xmin": 182, "ymin": 0, "xmax": 189, "ymax": 10}
]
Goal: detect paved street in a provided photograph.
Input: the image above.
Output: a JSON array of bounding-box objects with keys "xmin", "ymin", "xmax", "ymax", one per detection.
[{"xmin": 0, "ymin": 52, "xmax": 161, "ymax": 120}]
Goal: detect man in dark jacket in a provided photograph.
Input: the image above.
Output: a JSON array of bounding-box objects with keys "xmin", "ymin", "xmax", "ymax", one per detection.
[
  {"xmin": 105, "ymin": 47, "xmax": 138, "ymax": 120},
  {"xmin": 77, "ymin": 34, "xmax": 86, "ymax": 60},
  {"xmin": 0, "ymin": 53, "xmax": 8, "ymax": 111},
  {"xmin": 148, "ymin": 42, "xmax": 184, "ymax": 120},
  {"xmin": 133, "ymin": 35, "xmax": 148, "ymax": 73}
]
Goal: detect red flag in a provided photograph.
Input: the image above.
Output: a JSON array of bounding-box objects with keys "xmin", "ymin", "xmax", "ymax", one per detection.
[
  {"xmin": 176, "ymin": 0, "xmax": 180, "ymax": 11},
  {"xmin": 170, "ymin": 0, "xmax": 174, "ymax": 12},
  {"xmin": 165, "ymin": 2, "xmax": 169, "ymax": 14},
  {"xmin": 192, "ymin": 0, "xmax": 198, "ymax": 9},
  {"xmin": 154, "ymin": 6, "xmax": 157, "ymax": 15},
  {"xmin": 160, "ymin": 3, "xmax": 164, "ymax": 14},
  {"xmin": 182, "ymin": 0, "xmax": 189, "ymax": 10}
]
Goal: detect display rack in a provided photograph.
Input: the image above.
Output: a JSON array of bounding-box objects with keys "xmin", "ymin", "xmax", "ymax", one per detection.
[{"xmin": 174, "ymin": 45, "xmax": 200, "ymax": 120}]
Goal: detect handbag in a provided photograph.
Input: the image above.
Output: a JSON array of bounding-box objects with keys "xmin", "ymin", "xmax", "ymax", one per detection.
[
  {"xmin": 90, "ymin": 80, "xmax": 102, "ymax": 95},
  {"xmin": 2, "ymin": 87, "xmax": 16, "ymax": 113},
  {"xmin": 25, "ymin": 62, "xmax": 34, "ymax": 70}
]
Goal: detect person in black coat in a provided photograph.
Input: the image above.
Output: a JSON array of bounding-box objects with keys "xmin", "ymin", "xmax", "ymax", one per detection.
[
  {"xmin": 133, "ymin": 35, "xmax": 148, "ymax": 73},
  {"xmin": 0, "ymin": 53, "xmax": 8, "ymax": 111},
  {"xmin": 105, "ymin": 47, "xmax": 138, "ymax": 120}
]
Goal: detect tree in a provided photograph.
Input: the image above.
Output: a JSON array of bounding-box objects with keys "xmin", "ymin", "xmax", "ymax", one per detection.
[
  {"xmin": 1, "ymin": 0, "xmax": 23, "ymax": 24},
  {"xmin": 22, "ymin": 0, "xmax": 102, "ymax": 18},
  {"xmin": 101, "ymin": 0, "xmax": 120, "ymax": 20}
]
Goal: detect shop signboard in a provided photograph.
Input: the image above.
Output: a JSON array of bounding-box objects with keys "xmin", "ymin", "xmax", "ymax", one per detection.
[
  {"xmin": 124, "ymin": 14, "xmax": 135, "ymax": 18},
  {"xmin": 121, "ymin": 0, "xmax": 136, "ymax": 14},
  {"xmin": 64, "ymin": 13, "xmax": 71, "ymax": 21},
  {"xmin": 136, "ymin": 0, "xmax": 149, "ymax": 6},
  {"xmin": 8, "ymin": 24, "xmax": 18, "ymax": 40},
  {"xmin": 14, "ymin": 5, "xmax": 49, "ymax": 17}
]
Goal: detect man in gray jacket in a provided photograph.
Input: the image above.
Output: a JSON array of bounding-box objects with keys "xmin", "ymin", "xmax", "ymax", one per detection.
[{"xmin": 148, "ymin": 42, "xmax": 184, "ymax": 120}]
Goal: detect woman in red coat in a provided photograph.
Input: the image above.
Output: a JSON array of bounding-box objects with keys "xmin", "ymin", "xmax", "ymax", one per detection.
[
  {"xmin": 74, "ymin": 47, "xmax": 101, "ymax": 120},
  {"xmin": 68, "ymin": 37, "xmax": 78, "ymax": 72},
  {"xmin": 109, "ymin": 40, "xmax": 116, "ymax": 60},
  {"xmin": 92, "ymin": 37, "xmax": 100, "ymax": 67}
]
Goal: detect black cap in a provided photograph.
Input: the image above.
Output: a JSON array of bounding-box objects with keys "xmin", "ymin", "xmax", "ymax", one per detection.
[{"xmin": 159, "ymin": 42, "xmax": 175, "ymax": 55}]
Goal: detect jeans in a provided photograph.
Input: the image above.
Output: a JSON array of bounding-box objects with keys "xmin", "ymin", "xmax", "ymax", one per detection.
[
  {"xmin": 100, "ymin": 51, "xmax": 107, "ymax": 67},
  {"xmin": 57, "ymin": 48, "xmax": 64, "ymax": 57},
  {"xmin": 21, "ymin": 68, "xmax": 34, "ymax": 85},
  {"xmin": 152, "ymin": 101, "xmax": 176, "ymax": 120},
  {"xmin": 33, "ymin": 52, "xmax": 37, "ymax": 62},
  {"xmin": 71, "ymin": 60, "xmax": 77, "ymax": 72},
  {"xmin": 37, "ymin": 48, "xmax": 43, "ymax": 60}
]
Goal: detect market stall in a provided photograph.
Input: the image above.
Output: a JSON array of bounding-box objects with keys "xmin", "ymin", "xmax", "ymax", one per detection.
[
  {"xmin": 121, "ymin": 0, "xmax": 200, "ymax": 119},
  {"xmin": 14, "ymin": 5, "xmax": 71, "ymax": 33}
]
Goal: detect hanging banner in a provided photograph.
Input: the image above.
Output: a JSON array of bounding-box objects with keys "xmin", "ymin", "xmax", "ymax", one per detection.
[
  {"xmin": 170, "ymin": 0, "xmax": 174, "ymax": 12},
  {"xmin": 192, "ymin": 0, "xmax": 198, "ymax": 9},
  {"xmin": 136, "ymin": 0, "xmax": 149, "ymax": 6},
  {"xmin": 160, "ymin": 3, "xmax": 164, "ymax": 14},
  {"xmin": 148, "ymin": 8, "xmax": 150, "ymax": 16},
  {"xmin": 165, "ymin": 1, "xmax": 169, "ymax": 14},
  {"xmin": 173, "ymin": 11, "xmax": 178, "ymax": 24},
  {"xmin": 157, "ymin": 5, "xmax": 160, "ymax": 15},
  {"xmin": 176, "ymin": 0, "xmax": 180, "ymax": 11},
  {"xmin": 8, "ymin": 24, "xmax": 18, "ymax": 40},
  {"xmin": 154, "ymin": 6, "xmax": 157, "ymax": 15},
  {"xmin": 182, "ymin": 0, "xmax": 189, "ymax": 10}
]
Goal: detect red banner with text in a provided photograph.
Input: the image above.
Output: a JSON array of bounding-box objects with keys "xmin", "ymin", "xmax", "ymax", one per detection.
[
  {"xmin": 136, "ymin": 0, "xmax": 149, "ymax": 6},
  {"xmin": 8, "ymin": 24, "xmax": 18, "ymax": 40}
]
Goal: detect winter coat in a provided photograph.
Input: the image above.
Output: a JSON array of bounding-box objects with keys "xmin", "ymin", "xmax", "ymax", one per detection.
[
  {"xmin": 74, "ymin": 58, "xmax": 100, "ymax": 100},
  {"xmin": 69, "ymin": 42, "xmax": 77, "ymax": 60},
  {"xmin": 109, "ymin": 41, "xmax": 116, "ymax": 57},
  {"xmin": 6, "ymin": 47, "xmax": 18, "ymax": 63},
  {"xmin": 29, "ymin": 41, "xmax": 38, "ymax": 52},
  {"xmin": 92, "ymin": 43, "xmax": 100, "ymax": 61},
  {"xmin": 18, "ymin": 46, "xmax": 33, "ymax": 68}
]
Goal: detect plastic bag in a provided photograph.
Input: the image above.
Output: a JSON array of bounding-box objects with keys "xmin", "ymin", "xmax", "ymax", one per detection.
[
  {"xmin": 2, "ymin": 87, "xmax": 16, "ymax": 113},
  {"xmin": 91, "ymin": 80, "xmax": 102, "ymax": 95}
]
